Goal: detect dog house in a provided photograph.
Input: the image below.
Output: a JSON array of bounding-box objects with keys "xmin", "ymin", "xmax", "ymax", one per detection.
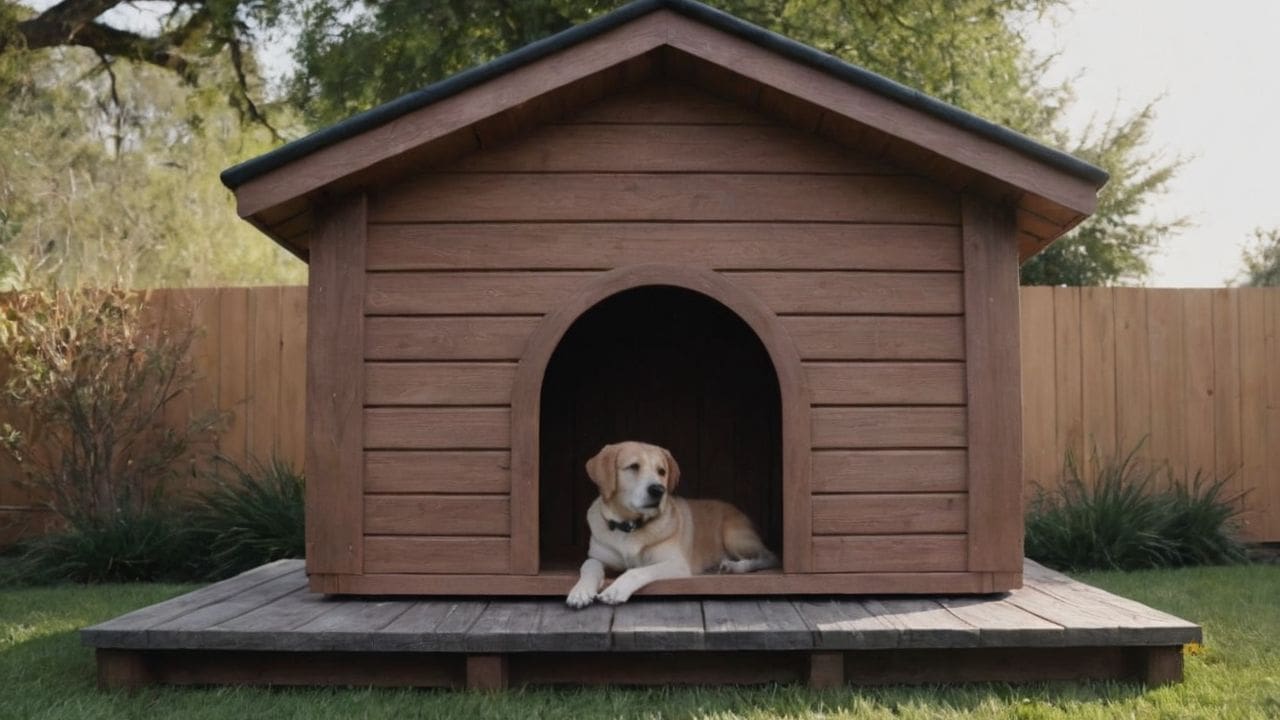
[{"xmin": 222, "ymin": 0, "xmax": 1105, "ymax": 596}]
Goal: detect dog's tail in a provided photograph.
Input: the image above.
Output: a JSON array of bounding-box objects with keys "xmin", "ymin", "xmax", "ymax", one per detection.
[{"xmin": 720, "ymin": 515, "xmax": 780, "ymax": 573}]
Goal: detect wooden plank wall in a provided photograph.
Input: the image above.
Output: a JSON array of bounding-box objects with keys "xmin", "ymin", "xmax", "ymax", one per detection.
[
  {"xmin": 1020, "ymin": 286, "xmax": 1280, "ymax": 542},
  {"xmin": 361, "ymin": 82, "xmax": 971, "ymax": 576},
  {"xmin": 5, "ymin": 286, "xmax": 1280, "ymax": 546}
]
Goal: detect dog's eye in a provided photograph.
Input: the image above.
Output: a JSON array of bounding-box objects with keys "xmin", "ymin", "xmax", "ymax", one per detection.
[
  {"xmin": 625, "ymin": 463, "xmax": 640, "ymax": 471},
  {"xmin": 657, "ymin": 468, "xmax": 667, "ymax": 476}
]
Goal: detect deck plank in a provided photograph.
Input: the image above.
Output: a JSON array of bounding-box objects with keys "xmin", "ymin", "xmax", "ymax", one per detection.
[
  {"xmin": 1020, "ymin": 562, "xmax": 1201, "ymax": 644},
  {"xmin": 144, "ymin": 569, "xmax": 308, "ymax": 648},
  {"xmin": 81, "ymin": 560, "xmax": 301, "ymax": 649},
  {"xmin": 533, "ymin": 602, "xmax": 615, "ymax": 651},
  {"xmin": 612, "ymin": 600, "xmax": 705, "ymax": 650},
  {"xmin": 703, "ymin": 599, "xmax": 813, "ymax": 650},
  {"xmin": 464, "ymin": 601, "xmax": 545, "ymax": 652},
  {"xmin": 864, "ymin": 598, "xmax": 980, "ymax": 648},
  {"xmin": 792, "ymin": 599, "xmax": 900, "ymax": 649},
  {"xmin": 937, "ymin": 596, "xmax": 1065, "ymax": 647},
  {"xmin": 374, "ymin": 601, "xmax": 488, "ymax": 652},
  {"xmin": 191, "ymin": 588, "xmax": 337, "ymax": 650}
]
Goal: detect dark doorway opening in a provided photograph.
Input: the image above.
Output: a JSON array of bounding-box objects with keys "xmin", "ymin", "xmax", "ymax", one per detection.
[{"xmin": 538, "ymin": 285, "xmax": 783, "ymax": 570}]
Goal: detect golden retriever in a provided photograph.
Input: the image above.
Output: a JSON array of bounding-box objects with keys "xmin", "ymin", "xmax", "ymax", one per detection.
[{"xmin": 566, "ymin": 441, "xmax": 778, "ymax": 608}]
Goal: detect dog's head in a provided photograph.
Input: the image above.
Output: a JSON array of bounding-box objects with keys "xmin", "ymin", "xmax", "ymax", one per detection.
[{"xmin": 585, "ymin": 441, "xmax": 681, "ymax": 518}]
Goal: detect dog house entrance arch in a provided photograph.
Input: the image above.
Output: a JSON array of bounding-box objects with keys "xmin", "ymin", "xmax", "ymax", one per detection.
[{"xmin": 509, "ymin": 264, "xmax": 813, "ymax": 576}]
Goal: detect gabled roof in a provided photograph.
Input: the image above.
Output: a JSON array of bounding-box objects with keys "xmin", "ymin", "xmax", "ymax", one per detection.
[{"xmin": 224, "ymin": 0, "xmax": 1106, "ymax": 261}]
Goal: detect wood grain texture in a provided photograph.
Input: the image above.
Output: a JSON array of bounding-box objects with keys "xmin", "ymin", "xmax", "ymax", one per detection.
[
  {"xmin": 805, "ymin": 362, "xmax": 965, "ymax": 405},
  {"xmin": 364, "ymin": 495, "xmax": 510, "ymax": 536},
  {"xmin": 364, "ymin": 271, "xmax": 962, "ymax": 316},
  {"xmin": 304, "ymin": 195, "xmax": 366, "ymax": 575},
  {"xmin": 811, "ymin": 450, "xmax": 967, "ymax": 493},
  {"xmin": 568, "ymin": 79, "xmax": 769, "ymax": 123},
  {"xmin": 365, "ymin": 363, "xmax": 516, "ymax": 405},
  {"xmin": 812, "ymin": 493, "xmax": 967, "ymax": 535},
  {"xmin": 366, "ymin": 223, "xmax": 963, "ymax": 272},
  {"xmin": 364, "ymin": 451, "xmax": 511, "ymax": 494},
  {"xmin": 783, "ymin": 316, "xmax": 965, "ymax": 360},
  {"xmin": 961, "ymin": 195, "xmax": 1023, "ymax": 574},
  {"xmin": 365, "ymin": 317, "xmax": 538, "ymax": 360},
  {"xmin": 364, "ymin": 537, "xmax": 511, "ymax": 574},
  {"xmin": 507, "ymin": 264, "xmax": 812, "ymax": 574},
  {"xmin": 450, "ymin": 122, "xmax": 897, "ymax": 173},
  {"xmin": 810, "ymin": 535, "xmax": 967, "ymax": 573},
  {"xmin": 663, "ymin": 13, "xmax": 1100, "ymax": 215},
  {"xmin": 317, "ymin": 570, "xmax": 993, "ymax": 595},
  {"xmin": 811, "ymin": 407, "xmax": 967, "ymax": 448},
  {"xmin": 364, "ymin": 408, "xmax": 511, "ymax": 449},
  {"xmin": 1019, "ymin": 286, "xmax": 1057, "ymax": 490},
  {"xmin": 369, "ymin": 174, "xmax": 959, "ymax": 224}
]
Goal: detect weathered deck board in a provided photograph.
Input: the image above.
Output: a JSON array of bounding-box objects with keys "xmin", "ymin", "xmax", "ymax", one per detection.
[{"xmin": 83, "ymin": 559, "xmax": 1201, "ymax": 656}]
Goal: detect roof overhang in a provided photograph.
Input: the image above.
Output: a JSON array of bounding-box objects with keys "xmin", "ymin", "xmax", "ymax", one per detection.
[{"xmin": 223, "ymin": 0, "xmax": 1107, "ymax": 263}]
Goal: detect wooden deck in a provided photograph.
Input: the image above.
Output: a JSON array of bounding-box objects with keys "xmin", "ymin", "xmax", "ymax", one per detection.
[{"xmin": 82, "ymin": 559, "xmax": 1200, "ymax": 690}]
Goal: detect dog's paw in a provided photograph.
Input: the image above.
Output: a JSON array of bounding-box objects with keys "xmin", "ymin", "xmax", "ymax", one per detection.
[
  {"xmin": 718, "ymin": 558, "xmax": 750, "ymax": 574},
  {"xmin": 566, "ymin": 585, "xmax": 597, "ymax": 609},
  {"xmin": 597, "ymin": 583, "xmax": 633, "ymax": 605}
]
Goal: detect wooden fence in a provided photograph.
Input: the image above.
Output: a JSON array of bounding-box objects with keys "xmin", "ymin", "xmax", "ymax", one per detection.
[{"xmin": 3, "ymin": 285, "xmax": 1279, "ymax": 544}]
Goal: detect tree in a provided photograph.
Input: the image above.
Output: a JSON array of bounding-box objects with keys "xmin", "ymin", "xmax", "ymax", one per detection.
[
  {"xmin": 287, "ymin": 0, "xmax": 1181, "ymax": 286},
  {"xmin": 1232, "ymin": 228, "xmax": 1280, "ymax": 287},
  {"xmin": 0, "ymin": 0, "xmax": 282, "ymax": 133},
  {"xmin": 0, "ymin": 48, "xmax": 305, "ymax": 288}
]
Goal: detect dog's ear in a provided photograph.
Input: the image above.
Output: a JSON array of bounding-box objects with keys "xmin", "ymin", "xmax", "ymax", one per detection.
[
  {"xmin": 661, "ymin": 447, "xmax": 681, "ymax": 493},
  {"xmin": 585, "ymin": 444, "xmax": 621, "ymax": 499}
]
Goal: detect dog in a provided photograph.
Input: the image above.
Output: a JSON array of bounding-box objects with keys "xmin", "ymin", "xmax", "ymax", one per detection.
[{"xmin": 566, "ymin": 441, "xmax": 778, "ymax": 608}]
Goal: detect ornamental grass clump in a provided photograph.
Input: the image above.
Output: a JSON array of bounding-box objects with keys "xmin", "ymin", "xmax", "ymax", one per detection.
[
  {"xmin": 186, "ymin": 455, "xmax": 305, "ymax": 580},
  {"xmin": 1026, "ymin": 441, "xmax": 1248, "ymax": 572}
]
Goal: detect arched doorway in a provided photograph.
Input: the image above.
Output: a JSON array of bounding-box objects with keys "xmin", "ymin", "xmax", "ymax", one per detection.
[
  {"xmin": 538, "ymin": 285, "xmax": 783, "ymax": 569},
  {"xmin": 508, "ymin": 264, "xmax": 811, "ymax": 575}
]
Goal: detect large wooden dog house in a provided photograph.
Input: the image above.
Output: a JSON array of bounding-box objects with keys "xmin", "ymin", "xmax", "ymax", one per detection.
[{"xmin": 222, "ymin": 0, "xmax": 1106, "ymax": 596}]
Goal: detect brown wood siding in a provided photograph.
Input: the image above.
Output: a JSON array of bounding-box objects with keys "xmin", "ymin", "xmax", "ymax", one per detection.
[{"xmin": 360, "ymin": 82, "xmax": 970, "ymax": 576}]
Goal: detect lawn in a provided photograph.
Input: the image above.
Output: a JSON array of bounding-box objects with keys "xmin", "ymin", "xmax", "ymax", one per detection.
[{"xmin": 1, "ymin": 565, "xmax": 1278, "ymax": 720}]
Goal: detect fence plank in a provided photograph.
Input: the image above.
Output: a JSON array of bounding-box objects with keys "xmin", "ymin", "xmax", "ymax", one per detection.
[
  {"xmin": 1112, "ymin": 288, "xmax": 1151, "ymax": 456},
  {"xmin": 1146, "ymin": 290, "xmax": 1185, "ymax": 476},
  {"xmin": 1238, "ymin": 289, "xmax": 1268, "ymax": 541},
  {"xmin": 1020, "ymin": 287, "xmax": 1057, "ymax": 491},
  {"xmin": 1079, "ymin": 287, "xmax": 1116, "ymax": 460},
  {"xmin": 217, "ymin": 288, "xmax": 250, "ymax": 465},
  {"xmin": 1182, "ymin": 291, "xmax": 1215, "ymax": 483},
  {"xmin": 1052, "ymin": 287, "xmax": 1083, "ymax": 473},
  {"xmin": 1211, "ymin": 289, "xmax": 1244, "ymax": 525}
]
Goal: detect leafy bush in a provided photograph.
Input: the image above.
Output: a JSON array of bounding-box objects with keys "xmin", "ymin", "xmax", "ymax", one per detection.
[
  {"xmin": 0, "ymin": 287, "xmax": 223, "ymax": 584},
  {"xmin": 0, "ymin": 287, "xmax": 220, "ymax": 528},
  {"xmin": 1026, "ymin": 442, "xmax": 1248, "ymax": 572},
  {"xmin": 186, "ymin": 456, "xmax": 305, "ymax": 579}
]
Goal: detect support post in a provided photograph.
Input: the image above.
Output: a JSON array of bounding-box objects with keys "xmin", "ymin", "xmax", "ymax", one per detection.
[
  {"xmin": 466, "ymin": 654, "xmax": 510, "ymax": 690},
  {"xmin": 807, "ymin": 651, "xmax": 845, "ymax": 689}
]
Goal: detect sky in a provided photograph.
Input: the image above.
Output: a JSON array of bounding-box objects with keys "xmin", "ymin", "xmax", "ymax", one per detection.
[{"xmin": 1026, "ymin": 1, "xmax": 1280, "ymax": 287}]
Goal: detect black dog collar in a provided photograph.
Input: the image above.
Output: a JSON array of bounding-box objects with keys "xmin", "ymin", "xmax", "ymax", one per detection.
[{"xmin": 606, "ymin": 516, "xmax": 649, "ymax": 533}]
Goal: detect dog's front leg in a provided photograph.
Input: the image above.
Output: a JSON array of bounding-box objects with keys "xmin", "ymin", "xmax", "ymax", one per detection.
[
  {"xmin": 566, "ymin": 558, "xmax": 607, "ymax": 608},
  {"xmin": 597, "ymin": 559, "xmax": 690, "ymax": 605}
]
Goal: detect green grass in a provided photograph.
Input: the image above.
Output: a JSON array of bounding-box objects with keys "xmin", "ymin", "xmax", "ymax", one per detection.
[{"xmin": 2, "ymin": 566, "xmax": 1278, "ymax": 719}]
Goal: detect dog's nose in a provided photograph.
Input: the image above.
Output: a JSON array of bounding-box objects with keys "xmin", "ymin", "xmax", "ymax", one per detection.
[{"xmin": 647, "ymin": 484, "xmax": 666, "ymax": 499}]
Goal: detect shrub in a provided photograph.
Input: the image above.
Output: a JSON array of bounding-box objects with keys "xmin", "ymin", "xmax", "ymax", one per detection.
[
  {"xmin": 1026, "ymin": 442, "xmax": 1248, "ymax": 572},
  {"xmin": 186, "ymin": 456, "xmax": 305, "ymax": 579},
  {"xmin": 0, "ymin": 287, "xmax": 220, "ymax": 528}
]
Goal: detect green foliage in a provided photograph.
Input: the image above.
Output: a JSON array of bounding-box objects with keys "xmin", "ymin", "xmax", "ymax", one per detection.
[
  {"xmin": 0, "ymin": 52, "xmax": 306, "ymax": 288},
  {"xmin": 186, "ymin": 456, "xmax": 305, "ymax": 580},
  {"xmin": 1026, "ymin": 442, "xmax": 1248, "ymax": 572},
  {"xmin": 8, "ymin": 506, "xmax": 196, "ymax": 584},
  {"xmin": 1231, "ymin": 227, "xmax": 1280, "ymax": 287},
  {"xmin": 0, "ymin": 287, "xmax": 222, "ymax": 528},
  {"xmin": 1021, "ymin": 104, "xmax": 1187, "ymax": 285}
]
